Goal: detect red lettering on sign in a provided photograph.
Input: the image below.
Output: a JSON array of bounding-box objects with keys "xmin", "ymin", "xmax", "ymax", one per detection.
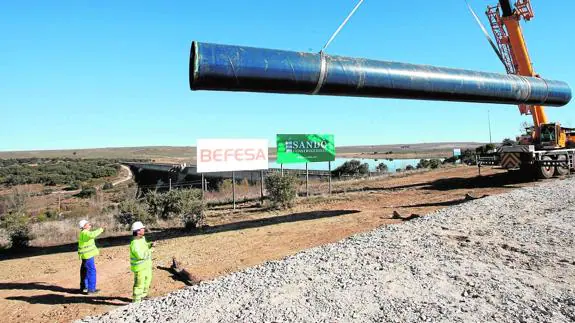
[
  {"xmin": 225, "ymin": 149, "xmax": 234, "ymax": 161},
  {"xmin": 200, "ymin": 149, "xmax": 211, "ymax": 162},
  {"xmin": 235, "ymin": 149, "xmax": 244, "ymax": 160},
  {"xmin": 200, "ymin": 148, "xmax": 266, "ymax": 162},
  {"xmin": 213, "ymin": 149, "xmax": 222, "ymax": 161},
  {"xmin": 244, "ymin": 149, "xmax": 254, "ymax": 160},
  {"xmin": 256, "ymin": 149, "xmax": 265, "ymax": 160}
]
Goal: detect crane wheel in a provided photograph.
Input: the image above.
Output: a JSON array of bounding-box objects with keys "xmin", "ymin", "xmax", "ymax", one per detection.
[
  {"xmin": 537, "ymin": 156, "xmax": 555, "ymax": 179},
  {"xmin": 554, "ymin": 155, "xmax": 570, "ymax": 176}
]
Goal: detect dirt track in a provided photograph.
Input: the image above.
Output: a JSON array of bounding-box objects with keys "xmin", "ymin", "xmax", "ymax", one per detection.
[{"xmin": 0, "ymin": 166, "xmax": 541, "ymax": 322}]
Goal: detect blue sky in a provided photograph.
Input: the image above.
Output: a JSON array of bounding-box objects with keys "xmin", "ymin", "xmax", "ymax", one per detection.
[{"xmin": 1, "ymin": 0, "xmax": 573, "ymax": 151}]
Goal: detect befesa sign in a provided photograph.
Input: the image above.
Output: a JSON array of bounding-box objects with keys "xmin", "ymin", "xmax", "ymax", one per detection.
[
  {"xmin": 276, "ymin": 134, "xmax": 335, "ymax": 164},
  {"xmin": 196, "ymin": 139, "xmax": 269, "ymax": 173}
]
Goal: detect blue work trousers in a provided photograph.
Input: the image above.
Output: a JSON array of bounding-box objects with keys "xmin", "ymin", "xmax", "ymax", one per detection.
[{"xmin": 80, "ymin": 257, "xmax": 97, "ymax": 292}]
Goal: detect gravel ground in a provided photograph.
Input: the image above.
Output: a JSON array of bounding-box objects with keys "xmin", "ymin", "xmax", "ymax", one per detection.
[{"xmin": 79, "ymin": 177, "xmax": 575, "ymax": 323}]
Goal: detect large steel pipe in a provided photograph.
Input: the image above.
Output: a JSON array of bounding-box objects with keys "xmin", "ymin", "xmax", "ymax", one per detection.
[{"xmin": 189, "ymin": 42, "xmax": 571, "ymax": 107}]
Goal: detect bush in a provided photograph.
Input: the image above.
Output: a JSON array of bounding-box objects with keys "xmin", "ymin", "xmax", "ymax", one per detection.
[
  {"xmin": 475, "ymin": 143, "xmax": 496, "ymax": 155},
  {"xmin": 265, "ymin": 174, "xmax": 298, "ymax": 209},
  {"xmin": 144, "ymin": 190, "xmax": 164, "ymax": 218},
  {"xmin": 142, "ymin": 189, "xmax": 205, "ymax": 229},
  {"xmin": 376, "ymin": 163, "xmax": 388, "ymax": 173},
  {"xmin": 161, "ymin": 189, "xmax": 204, "ymax": 228},
  {"xmin": 116, "ymin": 199, "xmax": 155, "ymax": 228},
  {"xmin": 405, "ymin": 165, "xmax": 415, "ymax": 171},
  {"xmin": 429, "ymin": 159, "xmax": 441, "ymax": 169},
  {"xmin": 102, "ymin": 182, "xmax": 114, "ymax": 190},
  {"xmin": 75, "ymin": 187, "xmax": 96, "ymax": 199},
  {"xmin": 0, "ymin": 159, "xmax": 120, "ymax": 187},
  {"xmin": 417, "ymin": 159, "xmax": 442, "ymax": 169},
  {"xmin": 218, "ymin": 179, "xmax": 233, "ymax": 193},
  {"xmin": 501, "ymin": 138, "xmax": 516, "ymax": 146},
  {"xmin": 417, "ymin": 159, "xmax": 430, "ymax": 169},
  {"xmin": 332, "ymin": 160, "xmax": 370, "ymax": 177},
  {"xmin": 65, "ymin": 182, "xmax": 81, "ymax": 191},
  {"xmin": 1, "ymin": 213, "xmax": 32, "ymax": 248}
]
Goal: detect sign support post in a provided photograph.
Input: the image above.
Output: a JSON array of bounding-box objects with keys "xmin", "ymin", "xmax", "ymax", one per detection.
[
  {"xmin": 201, "ymin": 173, "xmax": 205, "ymax": 200},
  {"xmin": 328, "ymin": 161, "xmax": 332, "ymax": 194},
  {"xmin": 260, "ymin": 170, "xmax": 264, "ymax": 202}
]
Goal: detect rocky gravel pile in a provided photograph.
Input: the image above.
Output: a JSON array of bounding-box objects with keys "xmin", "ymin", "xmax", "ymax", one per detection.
[{"xmin": 79, "ymin": 177, "xmax": 575, "ymax": 323}]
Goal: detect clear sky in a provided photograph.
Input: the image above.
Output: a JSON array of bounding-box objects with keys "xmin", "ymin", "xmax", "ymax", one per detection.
[{"xmin": 1, "ymin": 0, "xmax": 573, "ymax": 151}]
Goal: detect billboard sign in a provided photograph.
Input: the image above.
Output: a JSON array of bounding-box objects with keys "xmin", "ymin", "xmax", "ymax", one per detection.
[
  {"xmin": 276, "ymin": 134, "xmax": 335, "ymax": 164},
  {"xmin": 197, "ymin": 139, "xmax": 269, "ymax": 173}
]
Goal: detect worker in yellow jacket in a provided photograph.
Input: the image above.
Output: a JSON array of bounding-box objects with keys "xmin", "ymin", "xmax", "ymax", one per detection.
[
  {"xmin": 78, "ymin": 219, "xmax": 104, "ymax": 294},
  {"xmin": 130, "ymin": 221, "xmax": 155, "ymax": 302}
]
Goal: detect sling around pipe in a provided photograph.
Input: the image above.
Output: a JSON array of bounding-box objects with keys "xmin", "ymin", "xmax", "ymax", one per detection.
[{"xmin": 189, "ymin": 41, "xmax": 571, "ymax": 107}]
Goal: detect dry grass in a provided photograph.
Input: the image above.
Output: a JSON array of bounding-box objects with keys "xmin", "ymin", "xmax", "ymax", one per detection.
[
  {"xmin": 0, "ymin": 229, "xmax": 10, "ymax": 249},
  {"xmin": 29, "ymin": 212, "xmax": 121, "ymax": 247}
]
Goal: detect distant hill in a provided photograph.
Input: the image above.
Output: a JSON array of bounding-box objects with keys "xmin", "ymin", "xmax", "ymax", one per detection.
[{"xmin": 0, "ymin": 142, "xmax": 486, "ymax": 162}]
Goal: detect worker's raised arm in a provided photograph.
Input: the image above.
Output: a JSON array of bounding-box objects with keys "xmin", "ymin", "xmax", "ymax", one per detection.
[{"xmin": 86, "ymin": 228, "xmax": 104, "ymax": 239}]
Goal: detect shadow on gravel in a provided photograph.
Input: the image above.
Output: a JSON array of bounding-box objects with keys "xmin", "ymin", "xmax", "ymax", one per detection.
[
  {"xmin": 399, "ymin": 199, "xmax": 470, "ymax": 208},
  {"xmin": 0, "ymin": 210, "xmax": 359, "ymax": 261},
  {"xmin": 347, "ymin": 171, "xmax": 533, "ymax": 194},
  {"xmin": 0, "ymin": 282, "xmax": 79, "ymax": 294},
  {"xmin": 6, "ymin": 294, "xmax": 131, "ymax": 306}
]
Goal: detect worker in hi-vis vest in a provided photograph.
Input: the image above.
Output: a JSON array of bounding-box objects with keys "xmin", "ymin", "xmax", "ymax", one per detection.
[
  {"xmin": 130, "ymin": 221, "xmax": 155, "ymax": 302},
  {"xmin": 77, "ymin": 219, "xmax": 104, "ymax": 294}
]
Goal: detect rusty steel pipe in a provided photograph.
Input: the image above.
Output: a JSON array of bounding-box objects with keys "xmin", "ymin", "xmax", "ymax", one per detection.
[{"xmin": 189, "ymin": 41, "xmax": 571, "ymax": 107}]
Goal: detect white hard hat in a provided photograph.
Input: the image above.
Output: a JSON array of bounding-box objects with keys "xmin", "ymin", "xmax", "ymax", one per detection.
[
  {"xmin": 131, "ymin": 221, "xmax": 145, "ymax": 232},
  {"xmin": 79, "ymin": 220, "xmax": 89, "ymax": 229}
]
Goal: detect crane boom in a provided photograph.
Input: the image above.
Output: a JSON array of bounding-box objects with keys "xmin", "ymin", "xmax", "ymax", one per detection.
[
  {"xmin": 487, "ymin": 0, "xmax": 547, "ymax": 137},
  {"xmin": 479, "ymin": 0, "xmax": 575, "ymax": 179}
]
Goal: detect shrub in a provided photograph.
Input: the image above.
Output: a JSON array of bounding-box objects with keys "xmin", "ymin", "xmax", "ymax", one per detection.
[
  {"xmin": 162, "ymin": 189, "xmax": 204, "ymax": 226},
  {"xmin": 417, "ymin": 159, "xmax": 430, "ymax": 169},
  {"xmin": 501, "ymin": 138, "xmax": 516, "ymax": 146},
  {"xmin": 376, "ymin": 163, "xmax": 388, "ymax": 173},
  {"xmin": 475, "ymin": 143, "xmax": 496, "ymax": 155},
  {"xmin": 429, "ymin": 159, "xmax": 441, "ymax": 169},
  {"xmin": 142, "ymin": 189, "xmax": 204, "ymax": 229},
  {"xmin": 144, "ymin": 190, "xmax": 164, "ymax": 218},
  {"xmin": 1, "ymin": 213, "xmax": 32, "ymax": 248},
  {"xmin": 405, "ymin": 165, "xmax": 415, "ymax": 171},
  {"xmin": 218, "ymin": 179, "xmax": 233, "ymax": 193},
  {"xmin": 265, "ymin": 174, "xmax": 298, "ymax": 209},
  {"xmin": 116, "ymin": 199, "xmax": 155, "ymax": 228},
  {"xmin": 417, "ymin": 159, "xmax": 442, "ymax": 169},
  {"xmin": 75, "ymin": 187, "xmax": 96, "ymax": 198},
  {"xmin": 102, "ymin": 182, "xmax": 114, "ymax": 190},
  {"xmin": 332, "ymin": 160, "xmax": 370, "ymax": 177}
]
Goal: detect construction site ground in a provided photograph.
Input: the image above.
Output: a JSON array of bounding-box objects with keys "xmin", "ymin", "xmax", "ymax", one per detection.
[{"xmin": 0, "ymin": 166, "xmax": 544, "ymax": 323}]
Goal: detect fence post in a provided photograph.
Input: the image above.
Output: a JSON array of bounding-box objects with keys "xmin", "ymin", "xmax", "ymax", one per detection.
[
  {"xmin": 260, "ymin": 170, "xmax": 264, "ymax": 202},
  {"xmin": 232, "ymin": 171, "xmax": 236, "ymax": 210},
  {"xmin": 328, "ymin": 161, "xmax": 332, "ymax": 194},
  {"xmin": 306, "ymin": 163, "xmax": 309, "ymax": 197}
]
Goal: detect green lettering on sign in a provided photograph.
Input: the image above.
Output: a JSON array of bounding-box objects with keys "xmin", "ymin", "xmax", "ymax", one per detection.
[{"xmin": 276, "ymin": 134, "xmax": 335, "ymax": 164}]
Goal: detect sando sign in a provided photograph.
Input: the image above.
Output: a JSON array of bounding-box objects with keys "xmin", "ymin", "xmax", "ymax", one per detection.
[{"xmin": 196, "ymin": 139, "xmax": 269, "ymax": 173}]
